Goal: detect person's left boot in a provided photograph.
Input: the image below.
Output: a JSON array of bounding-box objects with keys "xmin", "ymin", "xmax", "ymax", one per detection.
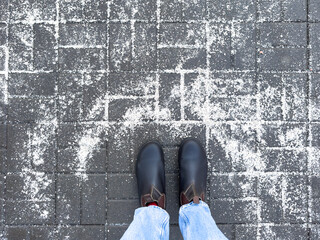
[
  {"xmin": 179, "ymin": 138, "xmax": 207, "ymax": 205},
  {"xmin": 136, "ymin": 142, "xmax": 166, "ymax": 209}
]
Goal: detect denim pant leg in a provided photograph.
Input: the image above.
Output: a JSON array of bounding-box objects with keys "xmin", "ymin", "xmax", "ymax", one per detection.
[
  {"xmin": 121, "ymin": 206, "xmax": 170, "ymax": 240},
  {"xmin": 179, "ymin": 201, "xmax": 228, "ymax": 240}
]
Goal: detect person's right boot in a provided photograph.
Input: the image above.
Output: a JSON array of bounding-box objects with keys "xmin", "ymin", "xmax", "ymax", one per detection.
[
  {"xmin": 136, "ymin": 142, "xmax": 166, "ymax": 209},
  {"xmin": 179, "ymin": 138, "xmax": 207, "ymax": 205}
]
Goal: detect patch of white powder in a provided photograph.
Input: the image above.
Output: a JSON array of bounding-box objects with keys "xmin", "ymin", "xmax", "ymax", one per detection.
[
  {"xmin": 75, "ymin": 124, "xmax": 106, "ymax": 180},
  {"xmin": 20, "ymin": 168, "xmax": 53, "ymax": 201}
]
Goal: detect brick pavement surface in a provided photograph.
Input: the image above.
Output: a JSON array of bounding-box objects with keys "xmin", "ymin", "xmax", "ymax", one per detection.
[{"xmin": 0, "ymin": 0, "xmax": 319, "ymax": 239}]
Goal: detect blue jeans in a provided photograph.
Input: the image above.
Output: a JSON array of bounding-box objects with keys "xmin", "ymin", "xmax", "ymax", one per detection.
[{"xmin": 121, "ymin": 201, "xmax": 228, "ymax": 240}]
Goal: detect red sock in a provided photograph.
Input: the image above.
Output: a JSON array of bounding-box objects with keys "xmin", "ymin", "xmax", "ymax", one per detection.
[{"xmin": 147, "ymin": 202, "xmax": 158, "ymax": 207}]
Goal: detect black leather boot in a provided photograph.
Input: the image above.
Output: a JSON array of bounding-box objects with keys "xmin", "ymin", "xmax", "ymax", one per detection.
[
  {"xmin": 179, "ymin": 138, "xmax": 207, "ymax": 205},
  {"xmin": 136, "ymin": 142, "xmax": 166, "ymax": 209}
]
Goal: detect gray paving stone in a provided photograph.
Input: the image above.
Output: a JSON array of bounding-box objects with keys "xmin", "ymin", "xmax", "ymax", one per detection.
[
  {"xmin": 34, "ymin": 23, "xmax": 56, "ymax": 70},
  {"xmin": 57, "ymin": 147, "xmax": 106, "ymax": 172},
  {"xmin": 312, "ymin": 198, "xmax": 320, "ymax": 223},
  {"xmin": 210, "ymin": 72, "xmax": 257, "ymax": 96},
  {"xmin": 216, "ymin": 225, "xmax": 234, "ymax": 239},
  {"xmin": 0, "ymin": 24, "xmax": 6, "ymax": 46},
  {"xmin": 259, "ymin": 225, "xmax": 308, "ymax": 239},
  {"xmin": 235, "ymin": 225, "xmax": 257, "ymax": 240},
  {"xmin": 81, "ymin": 174, "xmax": 105, "ymax": 224},
  {"xmin": 30, "ymin": 227, "xmax": 56, "ymax": 240},
  {"xmin": 108, "ymin": 98, "xmax": 155, "ymax": 122},
  {"xmin": 59, "ymin": 48, "xmax": 107, "ymax": 71},
  {"xmin": 0, "ymin": 74, "xmax": 5, "ymax": 101},
  {"xmin": 107, "ymin": 226, "xmax": 128, "ymax": 240},
  {"xmin": 311, "ymin": 176, "xmax": 320, "ymax": 198},
  {"xmin": 8, "ymin": 98, "xmax": 55, "ymax": 123},
  {"xmin": 83, "ymin": 0, "xmax": 108, "ymax": 20},
  {"xmin": 109, "ymin": 0, "xmax": 130, "ymax": 20},
  {"xmin": 259, "ymin": 73, "xmax": 283, "ymax": 121},
  {"xmin": 208, "ymin": 134, "xmax": 233, "ymax": 173},
  {"xmin": 6, "ymin": 173, "xmax": 54, "ymax": 200},
  {"xmin": 133, "ymin": 23, "xmax": 157, "ymax": 71},
  {"xmin": 107, "ymin": 174, "xmax": 137, "ymax": 199},
  {"xmin": 110, "ymin": 0, "xmax": 156, "ymax": 21},
  {"xmin": 181, "ymin": 0, "xmax": 206, "ymax": 20},
  {"xmin": 0, "ymin": 47, "xmax": 4, "ymax": 71},
  {"xmin": 57, "ymin": 123, "xmax": 83, "ymax": 147},
  {"xmin": 109, "ymin": 23, "xmax": 132, "ymax": 71},
  {"xmin": 311, "ymin": 123, "xmax": 320, "ymax": 147},
  {"xmin": 0, "ymin": 106, "xmax": 6, "ymax": 123},
  {"xmin": 233, "ymin": 23, "xmax": 256, "ymax": 70},
  {"xmin": 159, "ymin": 73, "xmax": 181, "ymax": 121},
  {"xmin": 107, "ymin": 124, "xmax": 132, "ymax": 173},
  {"xmin": 157, "ymin": 123, "xmax": 206, "ymax": 146},
  {"xmin": 210, "ymin": 97, "xmax": 257, "ymax": 121},
  {"xmin": 208, "ymin": 123, "xmax": 258, "ymax": 172},
  {"xmin": 208, "ymin": 0, "xmax": 256, "ymax": 21},
  {"xmin": 163, "ymin": 147, "xmax": 179, "ymax": 173},
  {"xmin": 261, "ymin": 123, "xmax": 307, "ymax": 147},
  {"xmin": 160, "ymin": 23, "xmax": 205, "ymax": 46},
  {"xmin": 59, "ymin": 0, "xmax": 82, "ymax": 21},
  {"xmin": 208, "ymin": 23, "xmax": 231, "ymax": 70},
  {"xmin": 5, "ymin": 227, "xmax": 28, "ymax": 240},
  {"xmin": 210, "ymin": 174, "xmax": 258, "ymax": 198},
  {"xmin": 9, "ymin": 72, "xmax": 56, "ymax": 96},
  {"xmin": 9, "ymin": 0, "xmax": 56, "ymax": 21},
  {"xmin": 58, "ymin": 72, "xmax": 82, "ymax": 94},
  {"xmin": 185, "ymin": 72, "xmax": 257, "ymax": 121},
  {"xmin": 109, "ymin": 72, "xmax": 156, "ymax": 96},
  {"xmin": 56, "ymin": 226, "xmax": 105, "ymax": 240},
  {"xmin": 211, "ymin": 199, "xmax": 258, "ymax": 224},
  {"xmin": 283, "ymin": 73, "xmax": 308, "ymax": 121},
  {"xmin": 0, "ymin": 124, "xmax": 6, "ymax": 148},
  {"xmin": 283, "ymin": 0, "xmax": 307, "ymax": 21},
  {"xmin": 59, "ymin": 23, "xmax": 107, "ymax": 46},
  {"xmin": 58, "ymin": 92, "xmax": 82, "ymax": 122},
  {"xmin": 159, "ymin": 48, "xmax": 206, "ymax": 70},
  {"xmin": 82, "ymin": 72, "xmax": 106, "ymax": 121},
  {"xmin": 166, "ymin": 173, "xmax": 179, "ymax": 224},
  {"xmin": 311, "ymin": 74, "xmax": 320, "ymax": 99},
  {"xmin": 258, "ymin": 48, "xmax": 307, "ymax": 71},
  {"xmin": 7, "ymin": 124, "xmax": 32, "ymax": 171},
  {"xmin": 5, "ymin": 200, "xmax": 55, "ymax": 224},
  {"xmin": 0, "ymin": 0, "xmax": 8, "ymax": 21},
  {"xmin": 258, "ymin": 0, "xmax": 281, "ymax": 21},
  {"xmin": 184, "ymin": 72, "xmax": 206, "ymax": 121},
  {"xmin": 310, "ymin": 225, "xmax": 320, "ymax": 240},
  {"xmin": 0, "ymin": 175, "xmax": 3, "ymax": 219},
  {"xmin": 169, "ymin": 225, "xmax": 183, "ymax": 240},
  {"xmin": 311, "ymin": 98, "xmax": 320, "ymax": 121},
  {"xmin": 308, "ymin": 147, "xmax": 320, "ymax": 175},
  {"xmin": 260, "ymin": 149, "xmax": 307, "ymax": 172},
  {"xmin": 56, "ymin": 174, "xmax": 80, "ymax": 224},
  {"xmin": 259, "ymin": 175, "xmax": 308, "ymax": 223},
  {"xmin": 58, "ymin": 72, "xmax": 82, "ymax": 121},
  {"xmin": 259, "ymin": 174, "xmax": 283, "ymax": 223},
  {"xmin": 8, "ymin": 24, "xmax": 33, "ymax": 71},
  {"xmin": 259, "ymin": 23, "xmax": 307, "ymax": 47},
  {"xmin": 283, "ymin": 175, "xmax": 308, "ymax": 223},
  {"xmin": 310, "ymin": 24, "xmax": 320, "ymax": 71},
  {"xmin": 310, "ymin": 0, "xmax": 320, "ymax": 21},
  {"xmin": 160, "ymin": 0, "xmax": 182, "ymax": 21},
  {"xmin": 130, "ymin": 123, "xmax": 159, "ymax": 159},
  {"xmin": 0, "ymin": 150, "xmax": 6, "ymax": 173},
  {"xmin": 107, "ymin": 200, "xmax": 139, "ymax": 225},
  {"xmin": 57, "ymin": 123, "xmax": 106, "ymax": 151}
]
